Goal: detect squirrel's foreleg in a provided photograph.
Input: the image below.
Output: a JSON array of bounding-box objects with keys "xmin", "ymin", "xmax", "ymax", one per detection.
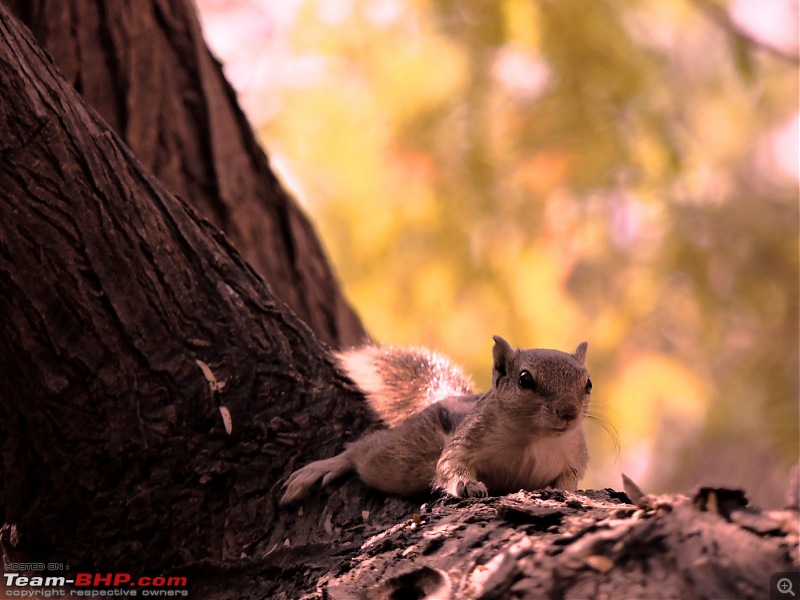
[
  {"xmin": 280, "ymin": 451, "xmax": 354, "ymax": 505},
  {"xmin": 550, "ymin": 433, "xmax": 588, "ymax": 491},
  {"xmin": 433, "ymin": 424, "xmax": 489, "ymax": 498},
  {"xmin": 434, "ymin": 454, "xmax": 488, "ymax": 498},
  {"xmin": 551, "ymin": 467, "xmax": 580, "ymax": 491}
]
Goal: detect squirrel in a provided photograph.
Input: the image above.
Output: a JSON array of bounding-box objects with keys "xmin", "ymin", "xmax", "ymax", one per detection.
[{"xmin": 280, "ymin": 335, "xmax": 591, "ymax": 504}]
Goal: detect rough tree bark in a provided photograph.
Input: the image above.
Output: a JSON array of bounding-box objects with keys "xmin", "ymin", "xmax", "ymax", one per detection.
[
  {"xmin": 290, "ymin": 486, "xmax": 799, "ymax": 599},
  {"xmin": 0, "ymin": 1, "xmax": 405, "ymax": 588},
  {"xmin": 0, "ymin": 3, "xmax": 797, "ymax": 599},
  {"xmin": 5, "ymin": 0, "xmax": 367, "ymax": 349}
]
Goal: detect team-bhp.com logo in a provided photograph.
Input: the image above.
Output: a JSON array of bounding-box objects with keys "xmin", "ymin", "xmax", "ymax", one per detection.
[{"xmin": 3, "ymin": 571, "xmax": 188, "ymax": 597}]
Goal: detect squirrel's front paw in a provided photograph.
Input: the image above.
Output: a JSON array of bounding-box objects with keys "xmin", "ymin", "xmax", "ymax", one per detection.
[{"xmin": 455, "ymin": 479, "xmax": 488, "ymax": 498}]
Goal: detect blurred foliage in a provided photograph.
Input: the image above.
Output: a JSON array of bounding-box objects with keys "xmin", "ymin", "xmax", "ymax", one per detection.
[{"xmin": 198, "ymin": 0, "xmax": 799, "ymax": 505}]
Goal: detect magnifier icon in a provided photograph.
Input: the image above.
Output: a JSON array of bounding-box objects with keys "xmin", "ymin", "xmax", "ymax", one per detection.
[{"xmin": 778, "ymin": 578, "xmax": 796, "ymax": 596}]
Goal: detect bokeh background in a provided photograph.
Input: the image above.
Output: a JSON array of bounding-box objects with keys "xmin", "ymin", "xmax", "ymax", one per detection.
[{"xmin": 195, "ymin": 0, "xmax": 798, "ymax": 506}]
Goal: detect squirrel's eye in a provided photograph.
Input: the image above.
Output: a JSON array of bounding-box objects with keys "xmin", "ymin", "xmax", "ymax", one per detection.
[
  {"xmin": 585, "ymin": 378, "xmax": 593, "ymax": 394},
  {"xmin": 518, "ymin": 370, "xmax": 536, "ymax": 390}
]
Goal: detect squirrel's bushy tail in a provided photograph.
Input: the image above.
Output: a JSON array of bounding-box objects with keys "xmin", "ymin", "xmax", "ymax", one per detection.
[{"xmin": 335, "ymin": 345, "xmax": 476, "ymax": 428}]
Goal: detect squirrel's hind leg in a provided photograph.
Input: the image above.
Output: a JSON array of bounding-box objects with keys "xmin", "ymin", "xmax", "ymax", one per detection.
[
  {"xmin": 280, "ymin": 452, "xmax": 353, "ymax": 505},
  {"xmin": 350, "ymin": 408, "xmax": 451, "ymax": 497}
]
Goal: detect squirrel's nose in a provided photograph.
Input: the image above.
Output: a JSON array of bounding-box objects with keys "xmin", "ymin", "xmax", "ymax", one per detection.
[{"xmin": 557, "ymin": 404, "xmax": 579, "ymax": 422}]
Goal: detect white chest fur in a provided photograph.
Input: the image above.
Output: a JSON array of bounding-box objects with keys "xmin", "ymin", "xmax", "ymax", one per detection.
[{"xmin": 476, "ymin": 427, "xmax": 583, "ymax": 492}]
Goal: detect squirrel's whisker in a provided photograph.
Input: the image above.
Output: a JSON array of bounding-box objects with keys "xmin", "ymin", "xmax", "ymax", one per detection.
[{"xmin": 585, "ymin": 411, "xmax": 621, "ymax": 460}]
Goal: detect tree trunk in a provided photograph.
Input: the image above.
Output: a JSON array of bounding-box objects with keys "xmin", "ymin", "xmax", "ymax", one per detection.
[
  {"xmin": 0, "ymin": 1, "xmax": 398, "ymax": 582},
  {"xmin": 4, "ymin": 0, "xmax": 367, "ymax": 349},
  {"xmin": 0, "ymin": 3, "xmax": 796, "ymax": 599}
]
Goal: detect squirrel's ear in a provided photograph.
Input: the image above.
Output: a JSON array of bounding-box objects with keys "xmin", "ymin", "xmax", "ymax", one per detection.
[
  {"xmin": 573, "ymin": 341, "xmax": 589, "ymax": 366},
  {"xmin": 492, "ymin": 335, "xmax": 514, "ymax": 386}
]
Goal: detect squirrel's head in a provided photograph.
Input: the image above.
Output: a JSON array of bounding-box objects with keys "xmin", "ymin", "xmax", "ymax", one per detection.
[{"xmin": 491, "ymin": 336, "xmax": 591, "ymax": 435}]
